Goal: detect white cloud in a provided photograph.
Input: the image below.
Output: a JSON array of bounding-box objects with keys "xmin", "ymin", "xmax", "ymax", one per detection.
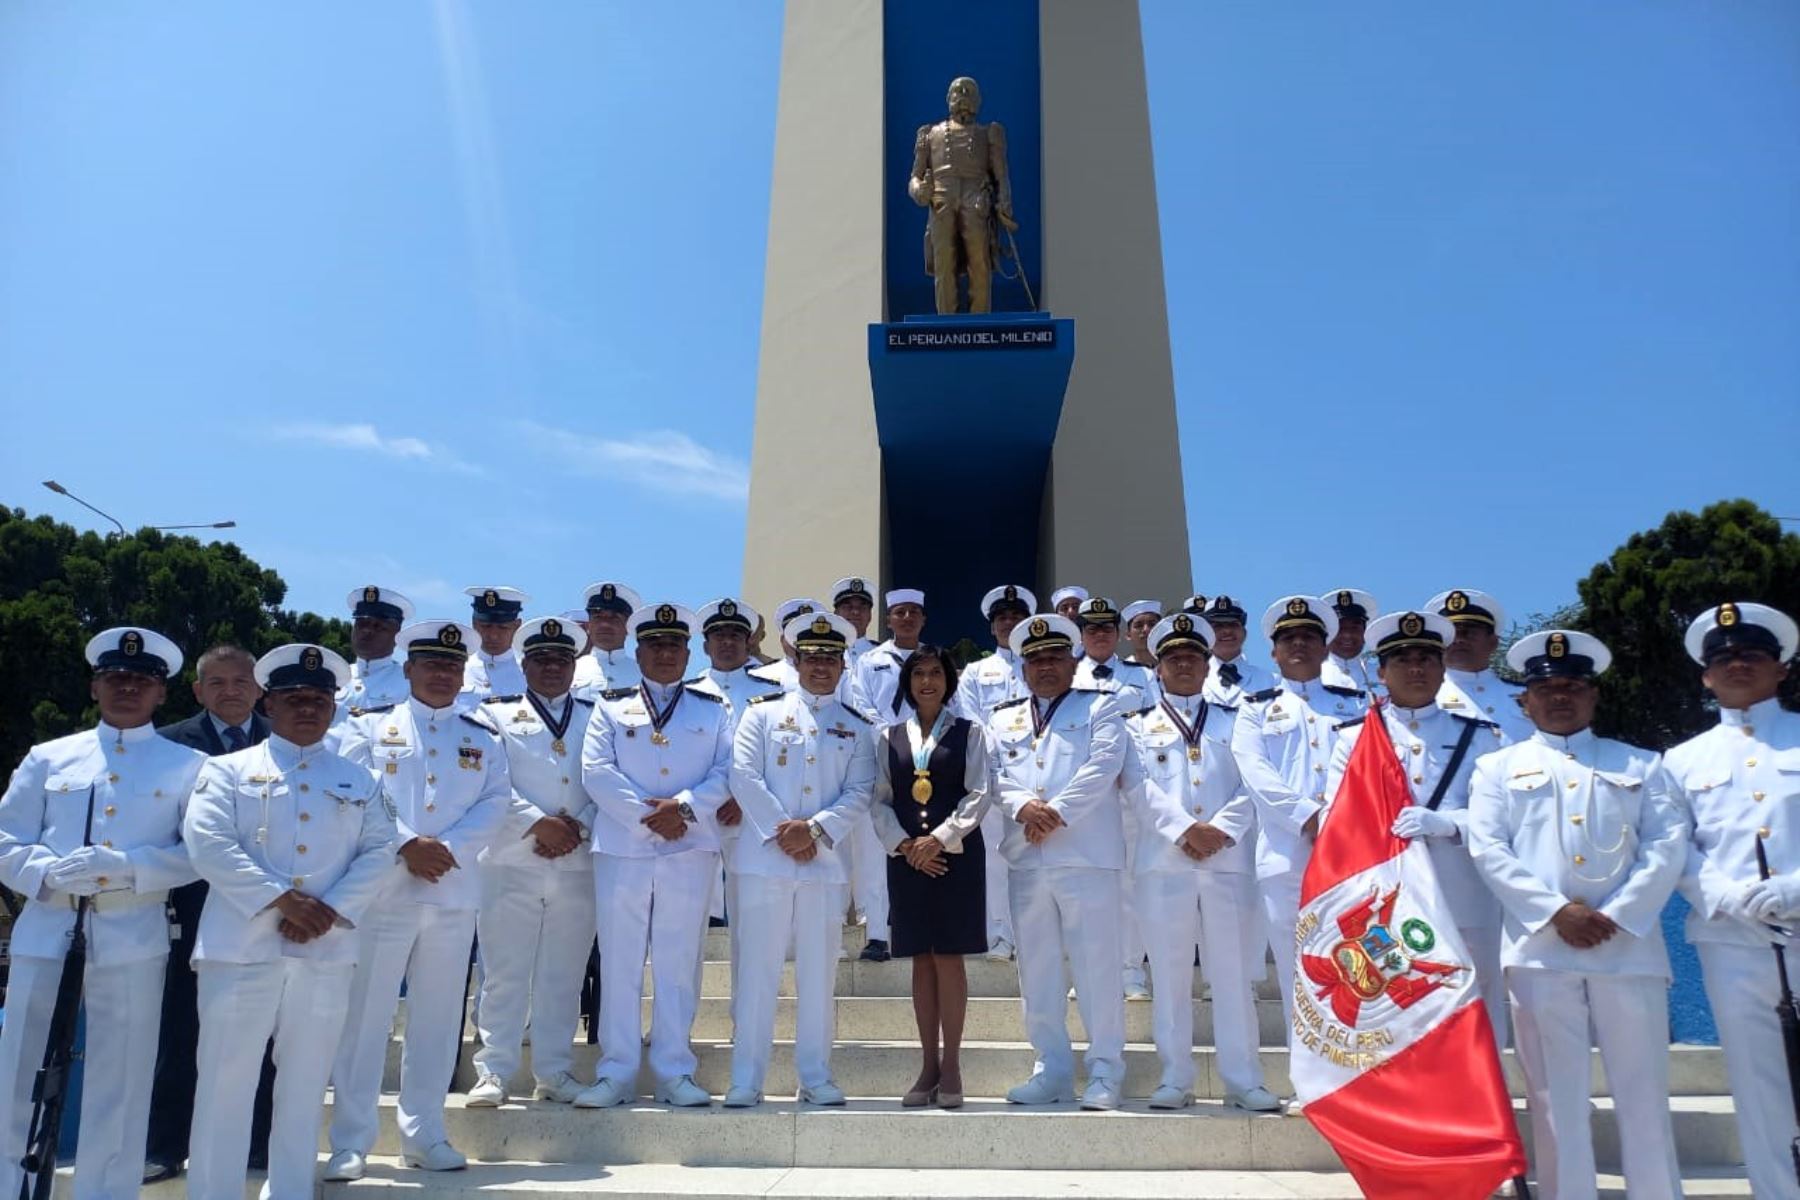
[
  {"xmin": 272, "ymin": 422, "xmax": 483, "ymax": 475},
  {"xmin": 517, "ymin": 421, "xmax": 749, "ymax": 503}
]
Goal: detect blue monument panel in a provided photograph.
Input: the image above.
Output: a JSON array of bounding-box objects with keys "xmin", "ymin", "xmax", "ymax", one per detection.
[{"xmin": 882, "ymin": 0, "xmax": 1041, "ymax": 321}]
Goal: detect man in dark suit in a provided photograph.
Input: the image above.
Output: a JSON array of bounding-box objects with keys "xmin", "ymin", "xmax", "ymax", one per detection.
[{"xmin": 148, "ymin": 644, "xmax": 275, "ymax": 1182}]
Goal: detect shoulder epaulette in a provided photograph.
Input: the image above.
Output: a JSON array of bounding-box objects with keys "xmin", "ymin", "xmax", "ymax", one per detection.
[
  {"xmin": 748, "ymin": 692, "xmax": 786, "ymax": 706},
  {"xmin": 683, "ymin": 686, "xmax": 723, "ymax": 703},
  {"xmin": 1335, "ymin": 715, "xmax": 1367, "ymax": 730},
  {"xmin": 1321, "ymin": 684, "xmax": 1364, "ymax": 698},
  {"xmin": 600, "ymin": 686, "xmax": 638, "ymax": 701},
  {"xmin": 458, "ymin": 709, "xmax": 498, "ymax": 733},
  {"xmin": 1214, "ymin": 703, "xmax": 1239, "ymax": 715},
  {"xmin": 1451, "ymin": 714, "xmax": 1501, "ymax": 729},
  {"xmin": 747, "ymin": 666, "xmax": 782, "ymax": 682},
  {"xmin": 351, "ymin": 703, "xmax": 396, "ymax": 717},
  {"xmin": 1129, "ymin": 705, "xmax": 1158, "ymax": 719},
  {"xmin": 682, "ymin": 675, "xmax": 707, "ymax": 686},
  {"xmin": 1072, "ymin": 685, "xmax": 1104, "ymax": 694},
  {"xmin": 994, "ymin": 696, "xmax": 1030, "ymax": 711},
  {"xmin": 840, "ymin": 707, "xmax": 873, "ymax": 725},
  {"xmin": 1245, "ymin": 687, "xmax": 1282, "ymax": 704},
  {"xmin": 482, "ymin": 693, "xmax": 523, "ymax": 705}
]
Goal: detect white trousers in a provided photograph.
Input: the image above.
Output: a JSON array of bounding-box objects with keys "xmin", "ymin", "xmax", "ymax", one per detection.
[
  {"xmin": 846, "ymin": 814, "xmax": 890, "ymax": 940},
  {"xmin": 1462, "ymin": 922, "xmax": 1509, "ymax": 1051},
  {"xmin": 1119, "ymin": 807, "xmax": 1145, "ymax": 971},
  {"xmin": 1261, "ymin": 870, "xmax": 1301, "ymax": 1023},
  {"xmin": 1009, "ymin": 866, "xmax": 1126, "ymax": 1087},
  {"xmin": 189, "ymin": 959, "xmax": 353, "ymax": 1200},
  {"xmin": 1699, "ymin": 940, "xmax": 1800, "ymax": 1200},
  {"xmin": 730, "ymin": 874, "xmax": 845, "ymax": 1092},
  {"xmin": 980, "ymin": 806, "xmax": 1012, "ymax": 945},
  {"xmin": 594, "ymin": 849, "xmax": 718, "ymax": 1087},
  {"xmin": 0, "ymin": 953, "xmax": 163, "ymax": 1200},
  {"xmin": 1137, "ymin": 869, "xmax": 1265, "ymax": 1095},
  {"xmin": 1507, "ymin": 968, "xmax": 1680, "ymax": 1200},
  {"xmin": 473, "ymin": 864, "xmax": 596, "ymax": 1084},
  {"xmin": 329, "ymin": 901, "xmax": 475, "ymax": 1154}
]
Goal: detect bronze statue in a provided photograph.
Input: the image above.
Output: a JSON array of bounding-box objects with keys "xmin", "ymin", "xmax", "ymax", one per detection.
[{"xmin": 909, "ymin": 76, "xmax": 1019, "ymax": 315}]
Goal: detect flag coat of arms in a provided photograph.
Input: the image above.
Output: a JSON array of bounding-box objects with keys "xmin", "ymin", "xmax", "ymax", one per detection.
[{"xmin": 1293, "ymin": 702, "xmax": 1526, "ymax": 1199}]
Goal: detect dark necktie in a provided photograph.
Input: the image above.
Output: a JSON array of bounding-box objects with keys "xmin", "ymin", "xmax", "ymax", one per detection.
[
  {"xmin": 223, "ymin": 725, "xmax": 249, "ymax": 752},
  {"xmin": 1219, "ymin": 663, "xmax": 1241, "ymax": 687},
  {"xmin": 1094, "ymin": 664, "xmax": 1113, "ymax": 680}
]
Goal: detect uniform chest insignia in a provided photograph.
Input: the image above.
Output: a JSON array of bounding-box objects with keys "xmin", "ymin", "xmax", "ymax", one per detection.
[
  {"xmin": 827, "ymin": 725, "xmax": 855, "ymax": 739},
  {"xmin": 457, "ymin": 746, "xmax": 483, "ymax": 769},
  {"xmin": 1441, "ymin": 697, "xmax": 1465, "ymax": 709},
  {"xmin": 624, "ymin": 705, "xmax": 647, "ymax": 717},
  {"xmin": 248, "ymin": 774, "xmax": 278, "ymax": 784},
  {"xmin": 1269, "ymin": 706, "xmax": 1285, "ymax": 718},
  {"xmin": 387, "ymin": 727, "xmax": 398, "ymax": 735},
  {"xmin": 513, "ymin": 710, "xmax": 531, "ymax": 722},
  {"xmin": 1510, "ymin": 769, "xmax": 1546, "ymax": 781},
  {"xmin": 379, "ymin": 737, "xmax": 408, "ymax": 747}
]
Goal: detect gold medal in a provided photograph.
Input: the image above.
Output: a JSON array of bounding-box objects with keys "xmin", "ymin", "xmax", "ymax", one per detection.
[
  {"xmin": 911, "ymin": 770, "xmax": 933, "ymax": 805},
  {"xmin": 1187, "ymin": 746, "xmax": 1201, "ymax": 762},
  {"xmin": 552, "ymin": 738, "xmax": 566, "ymax": 755},
  {"xmin": 651, "ymin": 731, "xmax": 670, "ymax": 747}
]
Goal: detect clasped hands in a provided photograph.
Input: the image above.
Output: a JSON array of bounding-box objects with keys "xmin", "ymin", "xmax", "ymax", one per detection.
[
  {"xmin": 774, "ymin": 819, "xmax": 819, "ymax": 864},
  {"xmin": 1550, "ymin": 900, "xmax": 1619, "ymax": 949},
  {"xmin": 45, "ymin": 845, "xmax": 133, "ymax": 896},
  {"xmin": 1016, "ymin": 800, "xmax": 1064, "ymax": 845},
  {"xmin": 901, "ymin": 834, "xmax": 949, "ymax": 877},
  {"xmin": 1177, "ymin": 822, "xmax": 1230, "ymax": 862},
  {"xmin": 528, "ymin": 814, "xmax": 584, "ymax": 858},
  {"xmin": 273, "ymin": 889, "xmax": 344, "ymax": 944},
  {"xmin": 640, "ymin": 798, "xmax": 689, "ymax": 842}
]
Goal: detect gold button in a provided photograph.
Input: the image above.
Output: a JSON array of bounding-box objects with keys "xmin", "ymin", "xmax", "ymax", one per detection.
[
  {"xmin": 1567, "ymin": 781, "xmax": 1578, "ymax": 790},
  {"xmin": 1573, "ymin": 854, "xmax": 1586, "ymax": 864},
  {"xmin": 660, "ymin": 767, "xmax": 670, "ymax": 776},
  {"xmin": 1410, "ymin": 745, "xmax": 1422, "ymax": 755},
  {"xmin": 1743, "ymin": 727, "xmax": 1755, "ymax": 737},
  {"xmin": 426, "ymin": 802, "xmax": 437, "ymax": 812},
  {"xmin": 298, "ymin": 761, "xmax": 310, "ymax": 770},
  {"xmin": 102, "ymin": 839, "xmax": 113, "ymax": 849},
  {"xmin": 1748, "ymin": 759, "xmax": 1759, "ymax": 769},
  {"xmin": 107, "ymin": 773, "xmax": 120, "ymax": 783},
  {"xmin": 292, "ymin": 876, "xmax": 304, "ymax": 887},
  {"xmin": 1565, "ymin": 753, "xmax": 1576, "ymax": 761},
  {"xmin": 1412, "ymin": 775, "xmax": 1424, "ymax": 785},
  {"xmin": 297, "ymin": 844, "xmax": 308, "ymax": 854},
  {"xmin": 1759, "ymin": 827, "xmax": 1772, "ymax": 839},
  {"xmin": 428, "ymin": 749, "xmax": 438, "ymax": 757},
  {"xmin": 806, "ymin": 755, "xmax": 816, "ymax": 764},
  {"xmin": 428, "ymin": 724, "xmax": 438, "ymax": 733},
  {"xmin": 1309, "ymin": 739, "xmax": 1319, "ymax": 748},
  {"xmin": 1407, "ymin": 721, "xmax": 1419, "ymax": 731},
  {"xmin": 299, "ymin": 784, "xmax": 310, "ymax": 792},
  {"xmin": 1755, "ymin": 791, "xmax": 1767, "ymax": 802},
  {"xmin": 96, "ymin": 875, "xmax": 109, "ymax": 886},
  {"xmin": 104, "ymin": 805, "xmax": 117, "ymax": 816},
  {"xmin": 561, "ymin": 777, "xmax": 570, "ymax": 785},
  {"xmin": 1306, "ymin": 715, "xmax": 1316, "ymax": 724},
  {"xmin": 299, "ymin": 812, "xmax": 311, "ymax": 822},
  {"xmin": 426, "ymin": 774, "xmax": 436, "ymax": 784},
  {"xmin": 803, "ymin": 786, "xmax": 813, "ymax": 794},
  {"xmin": 154, "ymin": 789, "xmax": 162, "ymax": 797},
  {"xmin": 1314, "ymin": 765, "xmax": 1325, "ymax": 774},
  {"xmin": 1571, "ymin": 815, "xmax": 1584, "ymax": 826}
]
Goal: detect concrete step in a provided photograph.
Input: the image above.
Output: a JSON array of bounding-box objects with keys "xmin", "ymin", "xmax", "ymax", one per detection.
[
  {"xmin": 647, "ymin": 956, "xmax": 1285, "ymax": 1000},
  {"xmin": 421, "ymin": 1039, "xmax": 1729, "ymax": 1102},
  {"xmin": 328, "ymin": 1093, "xmax": 1743, "ymax": 1170},
  {"xmin": 672, "ymin": 994, "xmax": 1286, "ymax": 1042},
  {"xmin": 325, "ymin": 1160, "xmax": 1754, "ymax": 1199}
]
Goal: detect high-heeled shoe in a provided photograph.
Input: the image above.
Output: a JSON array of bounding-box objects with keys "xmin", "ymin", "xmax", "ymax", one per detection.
[
  {"xmin": 902, "ymin": 1084, "xmax": 938, "ymax": 1108},
  {"xmin": 936, "ymin": 1086, "xmax": 963, "ymax": 1109}
]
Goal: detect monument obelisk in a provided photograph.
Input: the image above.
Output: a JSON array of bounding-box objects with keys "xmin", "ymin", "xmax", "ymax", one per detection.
[{"xmin": 743, "ymin": 0, "xmax": 1189, "ymax": 642}]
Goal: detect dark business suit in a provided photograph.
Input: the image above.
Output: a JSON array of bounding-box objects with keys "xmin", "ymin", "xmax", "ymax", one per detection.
[{"xmin": 150, "ymin": 710, "xmax": 276, "ymax": 1172}]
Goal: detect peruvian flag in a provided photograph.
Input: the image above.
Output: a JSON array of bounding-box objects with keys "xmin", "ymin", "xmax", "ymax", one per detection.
[{"xmin": 1292, "ymin": 701, "xmax": 1526, "ymax": 1199}]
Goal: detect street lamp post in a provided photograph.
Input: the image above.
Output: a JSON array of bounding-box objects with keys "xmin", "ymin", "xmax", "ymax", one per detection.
[{"xmin": 41, "ymin": 481, "xmax": 236, "ymax": 536}]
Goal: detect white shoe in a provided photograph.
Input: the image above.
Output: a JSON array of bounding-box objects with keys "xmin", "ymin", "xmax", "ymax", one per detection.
[
  {"xmin": 1006, "ymin": 1075, "xmax": 1075, "ymax": 1105},
  {"xmin": 401, "ymin": 1141, "xmax": 467, "ymax": 1171},
  {"xmin": 572, "ymin": 1076, "xmax": 633, "ymax": 1109},
  {"xmin": 798, "ymin": 1080, "xmax": 846, "ymax": 1106},
  {"xmin": 1079, "ymin": 1078, "xmax": 1121, "ymax": 1111},
  {"xmin": 722, "ymin": 1085, "xmax": 763, "ymax": 1108},
  {"xmin": 1226, "ymin": 1085, "xmax": 1284, "ymax": 1113},
  {"xmin": 533, "ymin": 1071, "xmax": 587, "ymax": 1104},
  {"xmin": 657, "ymin": 1075, "xmax": 712, "ymax": 1107},
  {"xmin": 1147, "ymin": 1084, "xmax": 1194, "ymax": 1109},
  {"xmin": 466, "ymin": 1072, "xmax": 507, "ymax": 1107},
  {"xmin": 322, "ymin": 1151, "xmax": 365, "ymax": 1182},
  {"xmin": 986, "ymin": 937, "xmax": 1014, "ymax": 961},
  {"xmin": 1123, "ymin": 965, "xmax": 1151, "ymax": 1001}
]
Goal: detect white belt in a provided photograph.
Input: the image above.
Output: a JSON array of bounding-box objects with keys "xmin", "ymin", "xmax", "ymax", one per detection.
[{"xmin": 66, "ymin": 888, "xmax": 169, "ymax": 914}]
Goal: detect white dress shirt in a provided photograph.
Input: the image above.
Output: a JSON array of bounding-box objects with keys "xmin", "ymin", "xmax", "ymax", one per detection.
[
  {"xmin": 462, "ymin": 650, "xmax": 525, "ymax": 704},
  {"xmin": 728, "ymin": 688, "xmax": 878, "ymax": 884},
  {"xmin": 1439, "ymin": 667, "xmax": 1532, "ymax": 741},
  {"xmin": 1074, "ymin": 654, "xmax": 1156, "ymax": 714},
  {"xmin": 1229, "ymin": 677, "xmax": 1342, "ymax": 881},
  {"xmin": 988, "ymin": 689, "xmax": 1128, "ymax": 870},
  {"xmin": 479, "ymin": 689, "xmax": 596, "ymax": 870},
  {"xmin": 572, "ymin": 645, "xmax": 642, "ymax": 699},
  {"xmin": 1123, "ymin": 694, "xmax": 1254, "ymax": 876},
  {"xmin": 582, "ymin": 680, "xmax": 733, "ymax": 857}
]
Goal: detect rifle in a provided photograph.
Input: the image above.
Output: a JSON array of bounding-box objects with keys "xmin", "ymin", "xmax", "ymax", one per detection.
[
  {"xmin": 18, "ymin": 786, "xmax": 95, "ymax": 1200},
  {"xmin": 1755, "ymin": 838, "xmax": 1800, "ymax": 1186}
]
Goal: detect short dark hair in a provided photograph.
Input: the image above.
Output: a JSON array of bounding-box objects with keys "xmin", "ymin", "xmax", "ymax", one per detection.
[
  {"xmin": 898, "ymin": 644, "xmax": 960, "ymax": 712},
  {"xmin": 195, "ymin": 644, "xmax": 256, "ymax": 679}
]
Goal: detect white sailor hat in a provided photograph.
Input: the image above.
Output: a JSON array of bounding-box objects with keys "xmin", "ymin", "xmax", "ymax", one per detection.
[
  {"xmin": 583, "ymin": 581, "xmax": 641, "ymax": 617},
  {"xmin": 831, "ymin": 576, "xmax": 875, "ymax": 606},
  {"xmin": 1076, "ymin": 596, "xmax": 1122, "ymax": 627},
  {"xmin": 1149, "ymin": 612, "xmax": 1214, "ymax": 655},
  {"xmin": 399, "ymin": 619, "xmax": 475, "ymax": 660},
  {"xmin": 630, "ymin": 602, "xmax": 697, "ymax": 641},
  {"xmin": 1507, "ymin": 630, "xmax": 1612, "ymax": 681},
  {"xmin": 1009, "ymin": 613, "xmax": 1080, "ymax": 658},
  {"xmin": 1262, "ymin": 595, "xmax": 1339, "ymax": 641},
  {"xmin": 1684, "ymin": 602, "xmax": 1799, "ymax": 666},
  {"xmin": 698, "ymin": 597, "xmax": 758, "ymax": 636},
  {"xmin": 514, "ymin": 616, "xmax": 582, "ymax": 658},
  {"xmin": 1320, "ymin": 588, "xmax": 1378, "ymax": 623},
  {"xmin": 885, "ymin": 588, "xmax": 926, "ymax": 609},
  {"xmin": 254, "ymin": 643, "xmax": 349, "ymax": 692},
  {"xmin": 1121, "ymin": 600, "xmax": 1162, "ymax": 625},
  {"xmin": 1367, "ymin": 610, "xmax": 1457, "ymax": 658},
  {"xmin": 1049, "ymin": 585, "xmax": 1089, "ymax": 609},
  {"xmin": 981, "ymin": 584, "xmax": 1037, "ymax": 619},
  {"xmin": 86, "ymin": 627, "xmax": 182, "ymax": 679},
  {"xmin": 785, "ymin": 611, "xmax": 856, "ymax": 653},
  {"xmin": 775, "ymin": 597, "xmax": 825, "ymax": 629},
  {"xmin": 466, "ymin": 585, "xmax": 528, "ymax": 624},
  {"xmin": 347, "ymin": 585, "xmax": 414, "ymax": 624},
  {"xmin": 1428, "ymin": 588, "xmax": 1506, "ymax": 632}
]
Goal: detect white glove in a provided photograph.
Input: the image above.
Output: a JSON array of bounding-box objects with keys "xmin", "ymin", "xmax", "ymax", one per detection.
[
  {"xmin": 47, "ymin": 846, "xmax": 133, "ymax": 889},
  {"xmin": 1391, "ymin": 807, "xmax": 1456, "ymax": 840},
  {"xmin": 1717, "ymin": 881, "xmax": 1762, "ymax": 922},
  {"xmin": 1744, "ymin": 874, "xmax": 1800, "ymax": 923}
]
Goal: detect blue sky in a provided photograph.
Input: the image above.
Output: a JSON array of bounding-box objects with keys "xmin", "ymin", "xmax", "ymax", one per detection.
[{"xmin": 3, "ymin": 2, "xmax": 1796, "ymax": 651}]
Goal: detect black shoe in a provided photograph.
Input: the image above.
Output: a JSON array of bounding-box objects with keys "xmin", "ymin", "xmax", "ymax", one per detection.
[
  {"xmin": 859, "ymin": 938, "xmax": 890, "ymax": 963},
  {"xmin": 142, "ymin": 1160, "xmax": 183, "ymax": 1184},
  {"xmin": 708, "ymin": 916, "xmax": 728, "ymax": 928}
]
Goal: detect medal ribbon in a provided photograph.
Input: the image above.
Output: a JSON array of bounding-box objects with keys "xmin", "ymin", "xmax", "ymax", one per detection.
[
  {"xmin": 1159, "ymin": 697, "xmax": 1209, "ymax": 754},
  {"xmin": 640, "ymin": 683, "xmax": 682, "ymax": 738},
  {"xmin": 909, "ymin": 707, "xmax": 952, "ymax": 774},
  {"xmin": 1030, "ymin": 691, "xmax": 1071, "ymax": 743},
  {"xmin": 527, "ymin": 691, "xmax": 575, "ymax": 744}
]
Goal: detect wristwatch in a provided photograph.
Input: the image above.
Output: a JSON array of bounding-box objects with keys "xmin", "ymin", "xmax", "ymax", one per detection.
[
  {"xmin": 806, "ymin": 818, "xmax": 825, "ymax": 842},
  {"xmin": 677, "ymin": 800, "xmax": 696, "ymax": 823}
]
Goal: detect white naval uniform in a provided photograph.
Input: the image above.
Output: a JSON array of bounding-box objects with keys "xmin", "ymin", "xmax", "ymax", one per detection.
[
  {"xmin": 1202, "ymin": 655, "xmax": 1274, "ymax": 710},
  {"xmin": 472, "ymin": 691, "xmax": 598, "ymax": 1091},
  {"xmin": 1123, "ymin": 697, "xmax": 1267, "ymax": 1096},
  {"xmin": 1321, "ymin": 653, "xmax": 1380, "ymax": 707},
  {"xmin": 1669, "ymin": 696, "xmax": 1800, "ymax": 1200},
  {"xmin": 687, "ymin": 666, "xmax": 780, "ymax": 940},
  {"xmin": 1228, "ymin": 678, "xmax": 1342, "ymax": 1020},
  {"xmin": 1076, "ymin": 656, "xmax": 1156, "ymax": 977},
  {"xmin": 1328, "ymin": 702, "xmax": 1511, "ymax": 1045},
  {"xmin": 183, "ymin": 736, "xmax": 398, "ymax": 1200},
  {"xmin": 727, "ymin": 689, "xmax": 878, "ymax": 1093},
  {"xmin": 0, "ymin": 721, "xmax": 205, "ymax": 1200},
  {"xmin": 1439, "ymin": 667, "xmax": 1532, "ymax": 743},
  {"xmin": 328, "ymin": 698, "xmax": 509, "ymax": 1158},
  {"xmin": 334, "ymin": 656, "xmax": 409, "ymax": 725},
  {"xmin": 988, "ymin": 689, "xmax": 1129, "ymax": 1090},
  {"xmin": 461, "ymin": 650, "xmax": 525, "ymax": 706},
  {"xmin": 582, "ymin": 681, "xmax": 733, "ymax": 1090},
  {"xmin": 1468, "ymin": 729, "xmax": 1685, "ymax": 1200},
  {"xmin": 955, "ymin": 650, "xmax": 1029, "ymax": 949},
  {"xmin": 572, "ymin": 645, "xmax": 642, "ymax": 700}
]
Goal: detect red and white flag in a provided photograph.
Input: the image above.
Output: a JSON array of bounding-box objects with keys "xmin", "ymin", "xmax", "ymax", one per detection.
[{"xmin": 1292, "ymin": 701, "xmax": 1526, "ymax": 1199}]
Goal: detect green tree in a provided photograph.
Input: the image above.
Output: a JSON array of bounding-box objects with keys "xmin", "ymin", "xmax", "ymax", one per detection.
[
  {"xmin": 0, "ymin": 508, "xmax": 350, "ymax": 771},
  {"xmin": 1575, "ymin": 499, "xmax": 1800, "ymax": 749}
]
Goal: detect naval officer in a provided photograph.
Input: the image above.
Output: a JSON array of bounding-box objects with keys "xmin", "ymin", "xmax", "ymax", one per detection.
[
  {"xmin": 335, "ymin": 586, "xmax": 415, "ymax": 721},
  {"xmin": 1319, "ymin": 588, "xmax": 1380, "ymax": 709},
  {"xmin": 459, "ymin": 586, "xmax": 528, "ymax": 704},
  {"xmin": 1429, "ymin": 588, "xmax": 1533, "ymax": 742},
  {"xmin": 1326, "ymin": 609, "xmax": 1511, "ymax": 1044},
  {"xmin": 1198, "ymin": 595, "xmax": 1274, "ymax": 709},
  {"xmin": 325, "ymin": 619, "xmax": 510, "ymax": 1180},
  {"xmin": 1666, "ymin": 602, "xmax": 1800, "ymax": 1200},
  {"xmin": 831, "ymin": 576, "xmax": 879, "ymax": 661},
  {"xmin": 1468, "ymin": 630, "xmax": 1685, "ymax": 1200},
  {"xmin": 1049, "ymin": 586, "xmax": 1088, "ymax": 621},
  {"xmin": 578, "ymin": 603, "xmax": 733, "ymax": 1109},
  {"xmin": 1121, "ymin": 600, "xmax": 1162, "ymax": 669},
  {"xmin": 726, "ymin": 612, "xmax": 878, "ymax": 1107},
  {"xmin": 466, "ymin": 616, "xmax": 597, "ymax": 1108},
  {"xmin": 988, "ymin": 614, "xmax": 1129, "ymax": 1111},
  {"xmin": 1122, "ymin": 613, "xmax": 1280, "ymax": 1112},
  {"xmin": 0, "ymin": 628, "xmax": 207, "ymax": 1200},
  {"xmin": 572, "ymin": 580, "xmax": 642, "ymax": 698},
  {"xmin": 183, "ymin": 644, "xmax": 398, "ymax": 1200},
  {"xmin": 1072, "ymin": 596, "xmax": 1156, "ymax": 712}
]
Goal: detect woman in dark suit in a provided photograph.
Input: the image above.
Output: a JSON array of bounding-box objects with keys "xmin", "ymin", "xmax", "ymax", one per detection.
[{"xmin": 869, "ymin": 645, "xmax": 992, "ymax": 1109}]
